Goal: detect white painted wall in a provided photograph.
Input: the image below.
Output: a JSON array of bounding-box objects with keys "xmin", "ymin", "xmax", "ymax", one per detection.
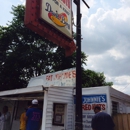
[
  {"xmin": 43, "ymin": 87, "xmax": 74, "ymax": 130},
  {"xmin": 79, "ymin": 86, "xmax": 130, "ymax": 115},
  {"xmin": 110, "ymin": 87, "xmax": 130, "ymax": 114},
  {"xmin": 80, "ymin": 86, "xmax": 111, "ymax": 114}
]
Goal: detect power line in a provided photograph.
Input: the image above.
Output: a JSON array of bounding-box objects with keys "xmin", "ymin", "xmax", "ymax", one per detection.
[{"xmin": 120, "ymin": 83, "xmax": 130, "ymax": 92}]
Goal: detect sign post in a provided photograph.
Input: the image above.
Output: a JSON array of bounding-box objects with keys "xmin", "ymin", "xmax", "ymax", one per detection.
[
  {"xmin": 75, "ymin": 0, "xmax": 82, "ymax": 129},
  {"xmin": 74, "ymin": 0, "xmax": 90, "ymax": 130}
]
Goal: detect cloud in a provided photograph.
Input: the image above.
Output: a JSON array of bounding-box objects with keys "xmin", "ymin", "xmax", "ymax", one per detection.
[
  {"xmin": 82, "ymin": 6, "xmax": 130, "ymax": 54},
  {"xmin": 72, "ymin": 0, "xmax": 95, "ymax": 31},
  {"xmin": 120, "ymin": 0, "xmax": 130, "ymax": 7},
  {"xmin": 20, "ymin": 0, "xmax": 25, "ymax": 5},
  {"xmin": 81, "ymin": 0, "xmax": 96, "ymax": 17},
  {"xmin": 112, "ymin": 75, "xmax": 130, "ymax": 94},
  {"xmin": 107, "ymin": 49, "xmax": 125, "ymax": 60},
  {"xmin": 81, "ymin": 1, "xmax": 130, "ymax": 92},
  {"xmin": 86, "ymin": 51, "xmax": 130, "ymax": 76},
  {"xmin": 0, "ymin": 0, "xmax": 25, "ymax": 26}
]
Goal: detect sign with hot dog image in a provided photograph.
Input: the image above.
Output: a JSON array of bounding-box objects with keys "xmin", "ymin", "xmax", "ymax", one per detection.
[{"xmin": 41, "ymin": 0, "xmax": 72, "ymax": 38}]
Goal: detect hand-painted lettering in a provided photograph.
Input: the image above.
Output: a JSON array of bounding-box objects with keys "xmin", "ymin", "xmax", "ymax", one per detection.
[
  {"xmin": 72, "ymin": 70, "xmax": 76, "ymax": 78},
  {"xmin": 46, "ymin": 75, "xmax": 53, "ymax": 81},
  {"xmin": 83, "ymin": 104, "xmax": 106, "ymax": 111},
  {"xmin": 61, "ymin": 0, "xmax": 70, "ymax": 9}
]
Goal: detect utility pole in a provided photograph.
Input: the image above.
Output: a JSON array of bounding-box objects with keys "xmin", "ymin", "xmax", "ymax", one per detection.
[
  {"xmin": 75, "ymin": 0, "xmax": 82, "ymax": 129},
  {"xmin": 74, "ymin": 0, "xmax": 90, "ymax": 130}
]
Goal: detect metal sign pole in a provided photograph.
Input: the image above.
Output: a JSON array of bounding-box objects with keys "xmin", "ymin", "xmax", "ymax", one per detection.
[
  {"xmin": 75, "ymin": 0, "xmax": 82, "ymax": 129},
  {"xmin": 74, "ymin": 0, "xmax": 90, "ymax": 130}
]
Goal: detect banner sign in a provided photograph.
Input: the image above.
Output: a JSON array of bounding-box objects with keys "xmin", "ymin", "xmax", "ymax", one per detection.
[
  {"xmin": 41, "ymin": 0, "xmax": 72, "ymax": 38},
  {"xmin": 45, "ymin": 68, "xmax": 76, "ymax": 86},
  {"xmin": 74, "ymin": 94, "xmax": 107, "ymax": 130},
  {"xmin": 28, "ymin": 68, "xmax": 76, "ymax": 87}
]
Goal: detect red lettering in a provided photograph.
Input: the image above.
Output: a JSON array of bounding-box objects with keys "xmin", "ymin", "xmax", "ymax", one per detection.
[
  {"xmin": 98, "ymin": 104, "xmax": 101, "ymax": 107},
  {"xmin": 68, "ymin": 72, "xmax": 71, "ymax": 78},
  {"xmin": 82, "ymin": 104, "xmax": 86, "ymax": 110},
  {"xmin": 67, "ymin": 0, "xmax": 70, "ymax": 9},
  {"xmin": 46, "ymin": 75, "xmax": 53, "ymax": 81},
  {"xmin": 83, "ymin": 104, "xmax": 106, "ymax": 111},
  {"xmin": 72, "ymin": 70, "xmax": 76, "ymax": 78},
  {"xmin": 82, "ymin": 104, "xmax": 91, "ymax": 110},
  {"xmin": 61, "ymin": 0, "xmax": 70, "ymax": 9},
  {"xmin": 91, "ymin": 104, "xmax": 106, "ymax": 110},
  {"xmin": 101, "ymin": 104, "xmax": 105, "ymax": 110},
  {"xmin": 88, "ymin": 104, "xmax": 91, "ymax": 110},
  {"xmin": 62, "ymin": 0, "xmax": 65, "ymax": 4},
  {"xmin": 92, "ymin": 104, "xmax": 96, "ymax": 110},
  {"xmin": 63, "ymin": 72, "xmax": 71, "ymax": 79},
  {"xmin": 55, "ymin": 73, "xmax": 62, "ymax": 80},
  {"xmin": 63, "ymin": 72, "xmax": 67, "ymax": 79}
]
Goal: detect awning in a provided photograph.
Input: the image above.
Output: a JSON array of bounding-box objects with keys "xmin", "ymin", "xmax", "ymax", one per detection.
[
  {"xmin": 0, "ymin": 85, "xmax": 44, "ymax": 96},
  {"xmin": 0, "ymin": 85, "xmax": 75, "ymax": 101},
  {"xmin": 0, "ymin": 96, "xmax": 44, "ymax": 100}
]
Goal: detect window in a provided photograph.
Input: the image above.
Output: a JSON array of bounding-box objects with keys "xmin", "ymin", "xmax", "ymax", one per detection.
[
  {"xmin": 112, "ymin": 101, "xmax": 118, "ymax": 116},
  {"xmin": 53, "ymin": 103, "xmax": 66, "ymax": 126}
]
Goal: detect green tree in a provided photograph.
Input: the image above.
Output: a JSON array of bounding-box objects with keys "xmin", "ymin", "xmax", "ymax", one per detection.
[
  {"xmin": 82, "ymin": 69, "xmax": 113, "ymax": 87},
  {"xmin": 0, "ymin": 5, "xmax": 87, "ymax": 91},
  {"xmin": 0, "ymin": 5, "xmax": 112, "ymax": 91},
  {"xmin": 0, "ymin": 6, "xmax": 55, "ymax": 90}
]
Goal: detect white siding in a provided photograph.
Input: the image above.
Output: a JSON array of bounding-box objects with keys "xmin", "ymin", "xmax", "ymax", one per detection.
[
  {"xmin": 110, "ymin": 87, "xmax": 130, "ymax": 103},
  {"xmin": 45, "ymin": 87, "xmax": 74, "ymax": 130},
  {"xmin": 110, "ymin": 87, "xmax": 130, "ymax": 114}
]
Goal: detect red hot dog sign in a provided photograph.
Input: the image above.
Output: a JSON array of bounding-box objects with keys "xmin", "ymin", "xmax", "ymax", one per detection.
[{"xmin": 41, "ymin": 0, "xmax": 72, "ymax": 38}]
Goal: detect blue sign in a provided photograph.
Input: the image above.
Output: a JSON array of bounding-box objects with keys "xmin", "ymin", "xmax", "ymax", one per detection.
[{"xmin": 74, "ymin": 94, "xmax": 107, "ymax": 104}]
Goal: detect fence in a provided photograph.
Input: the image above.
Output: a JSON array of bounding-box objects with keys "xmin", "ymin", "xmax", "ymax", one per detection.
[{"xmin": 113, "ymin": 114, "xmax": 130, "ymax": 130}]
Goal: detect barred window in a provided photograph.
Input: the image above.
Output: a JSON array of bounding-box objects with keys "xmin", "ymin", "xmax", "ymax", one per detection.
[{"xmin": 112, "ymin": 101, "xmax": 118, "ymax": 116}]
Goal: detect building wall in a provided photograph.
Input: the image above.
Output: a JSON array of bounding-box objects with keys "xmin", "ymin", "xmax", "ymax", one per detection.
[
  {"xmin": 44, "ymin": 87, "xmax": 74, "ymax": 130},
  {"xmin": 110, "ymin": 87, "xmax": 130, "ymax": 114}
]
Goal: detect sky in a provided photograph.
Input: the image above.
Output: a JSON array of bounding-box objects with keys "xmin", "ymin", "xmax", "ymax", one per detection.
[{"xmin": 0, "ymin": 0, "xmax": 130, "ymax": 94}]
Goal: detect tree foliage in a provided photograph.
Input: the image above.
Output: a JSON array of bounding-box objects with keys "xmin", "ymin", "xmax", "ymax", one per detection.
[
  {"xmin": 0, "ymin": 5, "xmax": 112, "ymax": 91},
  {"xmin": 82, "ymin": 69, "xmax": 113, "ymax": 87}
]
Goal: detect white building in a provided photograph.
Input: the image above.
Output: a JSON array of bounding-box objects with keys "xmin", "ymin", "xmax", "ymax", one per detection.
[{"xmin": 0, "ymin": 68, "xmax": 130, "ymax": 130}]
